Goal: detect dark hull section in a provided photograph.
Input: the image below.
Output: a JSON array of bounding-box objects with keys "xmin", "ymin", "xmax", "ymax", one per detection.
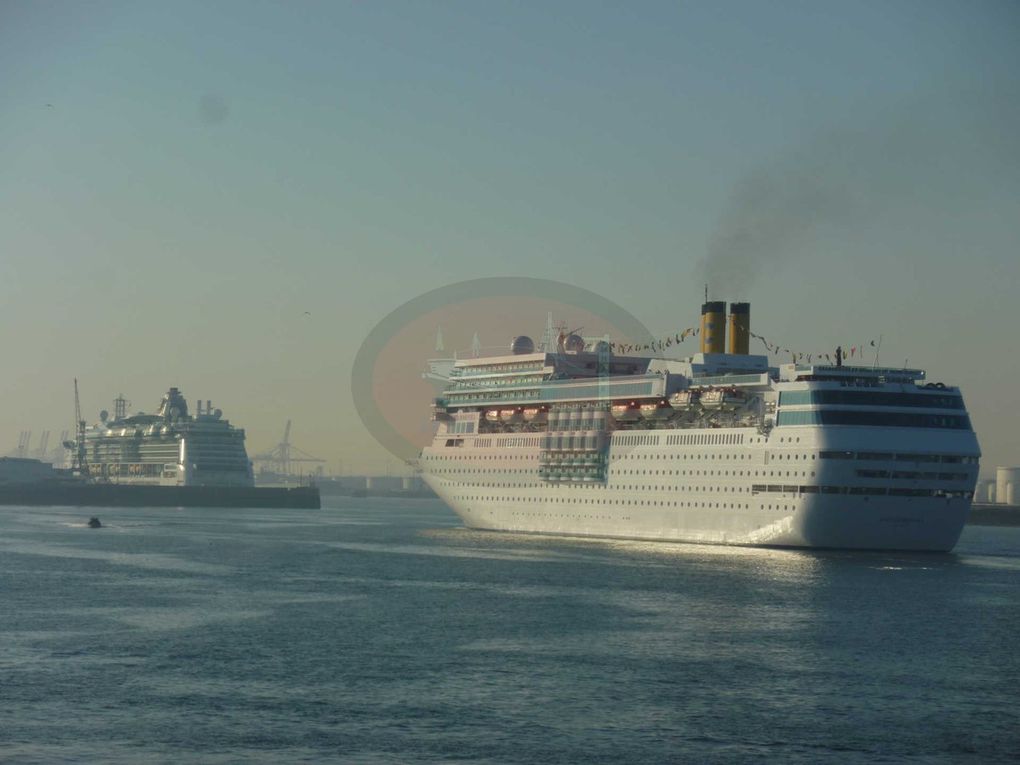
[{"xmin": 0, "ymin": 482, "xmax": 320, "ymax": 509}]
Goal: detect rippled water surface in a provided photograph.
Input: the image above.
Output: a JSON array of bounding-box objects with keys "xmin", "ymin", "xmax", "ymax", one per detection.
[{"xmin": 2, "ymin": 499, "xmax": 1019, "ymax": 763}]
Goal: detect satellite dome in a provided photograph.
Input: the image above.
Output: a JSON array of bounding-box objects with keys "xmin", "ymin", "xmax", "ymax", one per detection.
[
  {"xmin": 564, "ymin": 334, "xmax": 585, "ymax": 353},
  {"xmin": 511, "ymin": 335, "xmax": 535, "ymax": 355},
  {"xmin": 99, "ymin": 410, "xmax": 109, "ymax": 422}
]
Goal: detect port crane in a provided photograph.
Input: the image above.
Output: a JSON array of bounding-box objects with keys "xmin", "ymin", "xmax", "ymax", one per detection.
[
  {"xmin": 252, "ymin": 420, "xmax": 324, "ymax": 477},
  {"xmin": 32, "ymin": 431, "xmax": 50, "ymax": 460},
  {"xmin": 63, "ymin": 379, "xmax": 90, "ymax": 478},
  {"xmin": 12, "ymin": 431, "xmax": 31, "ymax": 458}
]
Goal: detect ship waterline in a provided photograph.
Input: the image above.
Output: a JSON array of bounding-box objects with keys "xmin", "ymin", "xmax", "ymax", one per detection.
[{"xmin": 419, "ymin": 302, "xmax": 979, "ymax": 552}]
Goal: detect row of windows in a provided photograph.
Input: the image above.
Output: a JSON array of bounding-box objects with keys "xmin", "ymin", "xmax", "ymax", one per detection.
[
  {"xmin": 779, "ymin": 390, "xmax": 964, "ymax": 409},
  {"xmin": 446, "ymin": 380, "xmax": 659, "ymax": 406},
  {"xmin": 496, "ymin": 437, "xmax": 542, "ymax": 448},
  {"xmin": 819, "ymin": 451, "xmax": 978, "ymax": 464},
  {"xmin": 856, "ymin": 469, "xmax": 969, "ymax": 481},
  {"xmin": 611, "ymin": 469, "xmax": 813, "ymax": 479},
  {"xmin": 664, "ymin": 432, "xmax": 746, "ymax": 446},
  {"xmin": 439, "ymin": 431, "xmax": 793, "ymax": 449},
  {"xmin": 452, "ymin": 374, "xmax": 545, "ymax": 389},
  {"xmin": 453, "ymin": 362, "xmax": 544, "ymax": 376},
  {"xmin": 457, "ymin": 494, "xmax": 768, "ymax": 511},
  {"xmin": 777, "ymin": 410, "xmax": 972, "ymax": 430},
  {"xmin": 540, "ymin": 381, "xmax": 656, "ymax": 401},
  {"xmin": 428, "ymin": 449, "xmax": 977, "ymax": 470},
  {"xmin": 440, "ymin": 474, "xmax": 970, "ymax": 501},
  {"xmin": 751, "ymin": 484, "xmax": 972, "ymax": 498},
  {"xmin": 445, "ymin": 389, "xmax": 540, "ymax": 403},
  {"xmin": 615, "ymin": 434, "xmax": 657, "ymax": 446}
]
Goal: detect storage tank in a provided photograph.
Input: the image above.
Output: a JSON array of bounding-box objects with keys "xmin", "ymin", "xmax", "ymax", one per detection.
[
  {"xmin": 976, "ymin": 479, "xmax": 996, "ymax": 503},
  {"xmin": 996, "ymin": 467, "xmax": 1020, "ymax": 506},
  {"xmin": 700, "ymin": 301, "xmax": 726, "ymax": 354}
]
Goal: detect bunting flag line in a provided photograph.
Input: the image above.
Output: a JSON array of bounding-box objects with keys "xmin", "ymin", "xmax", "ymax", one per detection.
[
  {"xmin": 602, "ymin": 327, "xmax": 880, "ymax": 362},
  {"xmin": 748, "ymin": 332, "xmax": 880, "ymax": 364},
  {"xmin": 607, "ymin": 326, "xmax": 700, "ymax": 354}
]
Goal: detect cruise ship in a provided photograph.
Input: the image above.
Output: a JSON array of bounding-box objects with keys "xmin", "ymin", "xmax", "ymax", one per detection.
[
  {"xmin": 418, "ymin": 302, "xmax": 980, "ymax": 551},
  {"xmin": 77, "ymin": 387, "xmax": 254, "ymax": 487}
]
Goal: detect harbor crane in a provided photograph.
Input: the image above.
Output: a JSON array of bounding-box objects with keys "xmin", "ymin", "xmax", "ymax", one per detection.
[
  {"xmin": 252, "ymin": 420, "xmax": 325, "ymax": 477},
  {"xmin": 13, "ymin": 431, "xmax": 31, "ymax": 458},
  {"xmin": 63, "ymin": 379, "xmax": 90, "ymax": 478},
  {"xmin": 33, "ymin": 431, "xmax": 50, "ymax": 461}
]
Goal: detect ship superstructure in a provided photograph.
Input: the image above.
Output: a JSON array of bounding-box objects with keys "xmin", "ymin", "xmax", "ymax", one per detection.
[
  {"xmin": 79, "ymin": 387, "xmax": 254, "ymax": 487},
  {"xmin": 419, "ymin": 303, "xmax": 980, "ymax": 551}
]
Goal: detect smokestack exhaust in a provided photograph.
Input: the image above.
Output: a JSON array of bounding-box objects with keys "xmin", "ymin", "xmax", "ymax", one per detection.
[
  {"xmin": 700, "ymin": 301, "xmax": 726, "ymax": 354},
  {"xmin": 728, "ymin": 302, "xmax": 750, "ymax": 355}
]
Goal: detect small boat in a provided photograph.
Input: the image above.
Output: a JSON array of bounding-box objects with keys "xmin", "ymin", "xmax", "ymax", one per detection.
[{"xmin": 87, "ymin": 517, "xmax": 102, "ymax": 528}]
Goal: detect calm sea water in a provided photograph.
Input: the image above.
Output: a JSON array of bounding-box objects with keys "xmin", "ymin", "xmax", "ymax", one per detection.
[{"xmin": 1, "ymin": 498, "xmax": 1018, "ymax": 764}]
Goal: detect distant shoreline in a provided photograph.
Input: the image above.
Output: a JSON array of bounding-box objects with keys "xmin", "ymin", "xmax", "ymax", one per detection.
[{"xmin": 968, "ymin": 504, "xmax": 1020, "ymax": 527}]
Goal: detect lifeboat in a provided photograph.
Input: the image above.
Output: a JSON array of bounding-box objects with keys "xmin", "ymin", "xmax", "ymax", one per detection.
[
  {"xmin": 499, "ymin": 408, "xmax": 523, "ymax": 424},
  {"xmin": 701, "ymin": 388, "xmax": 745, "ymax": 410},
  {"xmin": 610, "ymin": 402, "xmax": 641, "ymax": 422},
  {"xmin": 639, "ymin": 401, "xmax": 673, "ymax": 420},
  {"xmin": 701, "ymin": 389, "xmax": 723, "ymax": 409},
  {"xmin": 669, "ymin": 390, "xmax": 698, "ymax": 409},
  {"xmin": 485, "ymin": 409, "xmax": 502, "ymax": 423},
  {"xmin": 522, "ymin": 407, "xmax": 548, "ymax": 424}
]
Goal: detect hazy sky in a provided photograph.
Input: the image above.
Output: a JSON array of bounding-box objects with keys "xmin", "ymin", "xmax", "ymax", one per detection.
[{"xmin": 2, "ymin": 1, "xmax": 1018, "ymax": 474}]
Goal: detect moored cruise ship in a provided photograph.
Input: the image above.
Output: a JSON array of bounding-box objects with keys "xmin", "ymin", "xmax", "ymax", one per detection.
[
  {"xmin": 78, "ymin": 387, "xmax": 254, "ymax": 487},
  {"xmin": 419, "ymin": 302, "xmax": 980, "ymax": 551}
]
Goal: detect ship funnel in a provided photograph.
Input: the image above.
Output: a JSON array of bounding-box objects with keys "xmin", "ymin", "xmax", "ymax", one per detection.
[
  {"xmin": 728, "ymin": 302, "xmax": 750, "ymax": 355},
  {"xmin": 699, "ymin": 301, "xmax": 726, "ymax": 354}
]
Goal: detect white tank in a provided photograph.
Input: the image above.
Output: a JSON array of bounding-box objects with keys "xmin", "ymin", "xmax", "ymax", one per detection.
[
  {"xmin": 976, "ymin": 479, "xmax": 996, "ymax": 503},
  {"xmin": 996, "ymin": 467, "xmax": 1020, "ymax": 506}
]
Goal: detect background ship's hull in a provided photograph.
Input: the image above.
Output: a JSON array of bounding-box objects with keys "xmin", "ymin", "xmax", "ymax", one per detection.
[{"xmin": 0, "ymin": 482, "xmax": 320, "ymax": 509}]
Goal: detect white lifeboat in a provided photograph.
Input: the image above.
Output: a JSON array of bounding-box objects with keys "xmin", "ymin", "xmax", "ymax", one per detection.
[
  {"xmin": 522, "ymin": 407, "xmax": 548, "ymax": 424},
  {"xmin": 610, "ymin": 402, "xmax": 640, "ymax": 422},
  {"xmin": 499, "ymin": 408, "xmax": 523, "ymax": 424},
  {"xmin": 702, "ymin": 388, "xmax": 745, "ymax": 410},
  {"xmin": 639, "ymin": 401, "xmax": 673, "ymax": 420},
  {"xmin": 485, "ymin": 409, "xmax": 502, "ymax": 423},
  {"xmin": 669, "ymin": 390, "xmax": 698, "ymax": 409}
]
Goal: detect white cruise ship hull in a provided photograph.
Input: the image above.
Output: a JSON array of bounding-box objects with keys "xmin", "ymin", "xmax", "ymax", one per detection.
[
  {"xmin": 432, "ymin": 491, "xmax": 971, "ymax": 550},
  {"xmin": 420, "ymin": 423, "xmax": 977, "ymax": 552},
  {"xmin": 425, "ymin": 476, "xmax": 970, "ymax": 551}
]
